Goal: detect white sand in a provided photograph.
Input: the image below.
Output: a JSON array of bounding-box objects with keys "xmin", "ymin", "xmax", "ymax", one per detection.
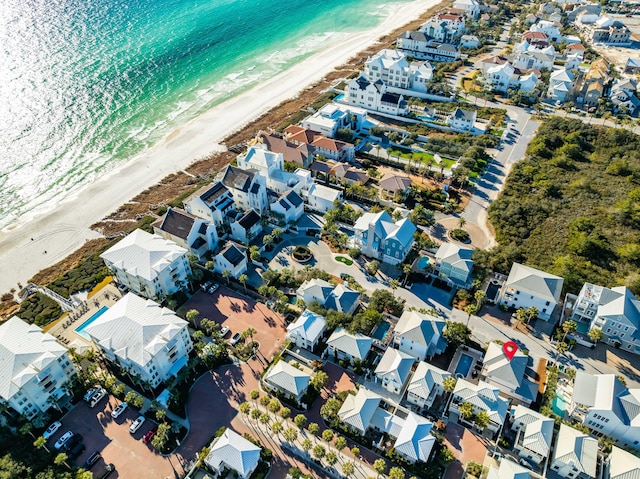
[{"xmin": 0, "ymin": 0, "xmax": 442, "ymax": 295}]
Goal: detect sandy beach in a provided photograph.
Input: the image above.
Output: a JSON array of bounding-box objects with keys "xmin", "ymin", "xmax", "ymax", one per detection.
[{"xmin": 0, "ymin": 0, "xmax": 441, "ymax": 295}]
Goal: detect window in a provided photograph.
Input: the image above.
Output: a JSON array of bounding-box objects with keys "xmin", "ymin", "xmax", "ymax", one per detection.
[{"xmin": 545, "ymin": 301, "xmax": 550, "ymax": 306}]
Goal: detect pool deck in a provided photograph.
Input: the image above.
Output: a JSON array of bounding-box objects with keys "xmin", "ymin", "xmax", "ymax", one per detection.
[{"xmin": 448, "ymin": 346, "xmax": 485, "ymax": 381}]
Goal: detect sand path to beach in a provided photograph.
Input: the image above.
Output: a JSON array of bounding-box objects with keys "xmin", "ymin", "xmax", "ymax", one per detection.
[{"xmin": 0, "ymin": 0, "xmax": 441, "ymax": 295}]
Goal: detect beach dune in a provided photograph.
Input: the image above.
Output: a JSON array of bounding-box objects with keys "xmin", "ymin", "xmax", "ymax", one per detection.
[{"xmin": 0, "ymin": 0, "xmax": 441, "ymax": 295}]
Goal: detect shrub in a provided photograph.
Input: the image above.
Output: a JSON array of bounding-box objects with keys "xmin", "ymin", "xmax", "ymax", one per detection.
[{"xmin": 450, "ymin": 229, "xmax": 470, "ymax": 242}]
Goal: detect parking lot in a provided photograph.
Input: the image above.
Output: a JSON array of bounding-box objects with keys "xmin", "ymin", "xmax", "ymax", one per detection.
[
  {"xmin": 48, "ymin": 394, "xmax": 175, "ymax": 479},
  {"xmin": 184, "ymin": 286, "xmax": 287, "ymax": 360}
]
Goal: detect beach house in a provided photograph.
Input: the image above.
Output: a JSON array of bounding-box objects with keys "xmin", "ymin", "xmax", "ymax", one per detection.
[
  {"xmin": 364, "ymin": 49, "xmax": 412, "ymax": 89},
  {"xmin": 352, "ymin": 211, "xmax": 416, "ymax": 265},
  {"xmin": 305, "ymin": 183, "xmax": 343, "ymax": 213},
  {"xmin": 393, "ymin": 310, "xmax": 447, "ymax": 361},
  {"xmin": 263, "ymin": 361, "xmax": 311, "ymax": 403},
  {"xmin": 609, "ymin": 446, "xmax": 640, "ymax": 479},
  {"xmin": 302, "ymin": 103, "xmax": 370, "ymax": 138},
  {"xmin": 284, "ymin": 125, "xmax": 355, "ymax": 162},
  {"xmin": 220, "ymin": 164, "xmax": 269, "ymax": 214},
  {"xmin": 405, "ymin": 361, "xmax": 452, "ymax": 410},
  {"xmin": 286, "ymin": 310, "xmax": 327, "ymax": 351},
  {"xmin": 500, "ymin": 263, "xmax": 564, "ymax": 321},
  {"xmin": 396, "ymin": 31, "xmax": 462, "ymax": 62},
  {"xmin": 213, "ymin": 242, "xmax": 248, "ymax": 279},
  {"xmin": 511, "ymin": 405, "xmax": 555, "ymax": 465},
  {"xmin": 204, "ymin": 429, "xmax": 261, "ymax": 479},
  {"xmin": 434, "ymin": 243, "xmax": 474, "ymax": 288},
  {"xmin": 183, "ymin": 181, "xmax": 235, "ymax": 227},
  {"xmin": 453, "ymin": 0, "xmax": 480, "ymax": 18},
  {"xmin": 326, "ymin": 328, "xmax": 373, "ymax": 363},
  {"xmin": 448, "ymin": 379, "xmax": 509, "ymax": 437},
  {"xmin": 481, "ymin": 342, "xmax": 538, "ymax": 405},
  {"xmin": 152, "ymin": 207, "xmax": 218, "ymax": 261},
  {"xmin": 0, "ymin": 317, "xmax": 76, "ymax": 419},
  {"xmin": 345, "ymin": 74, "xmax": 410, "ymax": 116},
  {"xmin": 550, "ymin": 424, "xmax": 598, "ymax": 479},
  {"xmin": 230, "ymin": 209, "xmax": 262, "ymax": 244},
  {"xmin": 269, "ymin": 189, "xmax": 304, "ymax": 224},
  {"xmin": 100, "ymin": 229, "xmax": 192, "ymax": 301},
  {"xmin": 83, "ymin": 293, "xmax": 192, "ymax": 388},
  {"xmin": 254, "ymin": 132, "xmax": 312, "ymax": 168},
  {"xmin": 296, "ymin": 279, "xmax": 360, "ymax": 315},
  {"xmin": 447, "ymin": 108, "xmax": 477, "ymax": 132},
  {"xmin": 379, "ymin": 172, "xmax": 412, "ymax": 200},
  {"xmin": 374, "ymin": 348, "xmax": 415, "ymax": 394},
  {"xmin": 486, "ymin": 459, "xmax": 532, "ymax": 479}
]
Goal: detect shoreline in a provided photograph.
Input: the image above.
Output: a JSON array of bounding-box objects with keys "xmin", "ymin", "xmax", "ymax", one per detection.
[{"xmin": 0, "ymin": 0, "xmax": 445, "ymax": 296}]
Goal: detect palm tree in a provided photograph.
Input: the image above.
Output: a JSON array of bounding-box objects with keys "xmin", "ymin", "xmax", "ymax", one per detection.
[
  {"xmin": 308, "ymin": 422, "xmax": 319, "ymax": 440},
  {"xmin": 562, "ymin": 320, "xmax": 578, "ymax": 342},
  {"xmin": 239, "ymin": 402, "xmax": 251, "ymax": 419},
  {"xmin": 185, "ymin": 309, "xmax": 200, "ymax": 327},
  {"xmin": 272, "ymin": 421, "xmax": 284, "ymax": 436},
  {"xmin": 342, "ymin": 461, "xmax": 355, "ymax": 478},
  {"xmin": 222, "ymin": 269, "xmax": 231, "ymax": 285},
  {"xmin": 474, "ymin": 290, "xmax": 486, "ymax": 309},
  {"xmin": 465, "ymin": 303, "xmax": 478, "ymax": 326},
  {"xmin": 374, "ymin": 458, "xmax": 387, "ymax": 477},
  {"xmin": 326, "ymin": 451, "xmax": 338, "ymax": 468},
  {"xmin": 250, "ymin": 389, "xmax": 260, "ymax": 403},
  {"xmin": 459, "ymin": 401, "xmax": 475, "ymax": 420},
  {"xmin": 322, "ymin": 429, "xmax": 334, "ymax": 442},
  {"xmin": 389, "ymin": 467, "xmax": 406, "ymax": 479},
  {"xmin": 403, "ymin": 263, "xmax": 412, "ymax": 282},
  {"xmin": 301, "ymin": 438, "xmax": 313, "ymax": 456},
  {"xmin": 34, "ymin": 436, "xmax": 49, "ymax": 453},
  {"xmin": 54, "ymin": 453, "xmax": 70, "ymax": 469},
  {"xmin": 238, "ymin": 274, "xmax": 248, "ymax": 293},
  {"xmin": 313, "ymin": 444, "xmax": 326, "ymax": 462},
  {"xmin": 245, "ymin": 327, "xmax": 257, "ymax": 344},
  {"xmin": 284, "ymin": 427, "xmax": 298, "ymax": 444},
  {"xmin": 390, "ymin": 279, "xmax": 400, "ymax": 297},
  {"xmin": 475, "ymin": 411, "xmax": 491, "ymax": 430},
  {"xmin": 458, "ymin": 217, "xmax": 467, "ymax": 229},
  {"xmin": 556, "ymin": 341, "xmax": 569, "ymax": 355},
  {"xmin": 588, "ymin": 328, "xmax": 603, "ymax": 343}
]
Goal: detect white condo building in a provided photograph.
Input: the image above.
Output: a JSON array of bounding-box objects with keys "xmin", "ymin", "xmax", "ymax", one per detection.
[
  {"xmin": 84, "ymin": 293, "xmax": 192, "ymax": 388},
  {"xmin": 101, "ymin": 229, "xmax": 192, "ymax": 301},
  {"xmin": 0, "ymin": 317, "xmax": 76, "ymax": 419}
]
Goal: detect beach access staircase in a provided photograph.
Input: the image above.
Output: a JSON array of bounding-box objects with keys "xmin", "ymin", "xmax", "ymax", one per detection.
[{"xmin": 22, "ymin": 283, "xmax": 79, "ymax": 312}]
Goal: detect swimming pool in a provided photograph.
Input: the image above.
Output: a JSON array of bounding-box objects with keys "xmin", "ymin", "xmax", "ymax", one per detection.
[
  {"xmin": 552, "ymin": 395, "xmax": 568, "ymax": 417},
  {"xmin": 372, "ymin": 320, "xmax": 391, "ymax": 341},
  {"xmin": 75, "ymin": 306, "xmax": 109, "ymax": 339},
  {"xmin": 417, "ymin": 256, "xmax": 430, "ymax": 270},
  {"xmin": 454, "ymin": 353, "xmax": 473, "ymax": 377},
  {"xmin": 334, "ymin": 93, "xmax": 345, "ymax": 102}
]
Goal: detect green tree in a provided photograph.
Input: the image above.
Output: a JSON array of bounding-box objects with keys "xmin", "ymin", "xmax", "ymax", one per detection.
[
  {"xmin": 272, "ymin": 421, "xmax": 284, "ymax": 436},
  {"xmin": 459, "ymin": 401, "xmax": 475, "ymax": 420},
  {"xmin": 326, "ymin": 451, "xmax": 338, "ymax": 467},
  {"xmin": 301, "ymin": 438, "xmax": 313, "ymax": 455},
  {"xmin": 474, "ymin": 290, "xmax": 486, "ymax": 309},
  {"xmin": 443, "ymin": 321, "xmax": 471, "ymax": 346},
  {"xmin": 250, "ymin": 389, "xmax": 260, "ymax": 402},
  {"xmin": 284, "ymin": 427, "xmax": 298, "ymax": 443},
  {"xmin": 374, "ymin": 458, "xmax": 387, "ymax": 477},
  {"xmin": 311, "ymin": 371, "xmax": 329, "ymax": 392},
  {"xmin": 239, "ymin": 402, "xmax": 251, "ymax": 417},
  {"xmin": 259, "ymin": 412, "xmax": 271, "ymax": 426},
  {"xmin": 369, "ymin": 289, "xmax": 404, "ymax": 316},
  {"xmin": 389, "ymin": 467, "xmax": 406, "ymax": 479},
  {"xmin": 443, "ymin": 376, "xmax": 457, "ymax": 393},
  {"xmin": 294, "ymin": 414, "xmax": 307, "ymax": 430},
  {"xmin": 475, "ymin": 411, "xmax": 491, "ymax": 429},
  {"xmin": 186, "ymin": 308, "xmax": 200, "ymax": 325},
  {"xmin": 268, "ymin": 398, "xmax": 281, "ymax": 414},
  {"xmin": 222, "ymin": 269, "xmax": 231, "ymax": 284},
  {"xmin": 260, "ymin": 396, "xmax": 271, "ymax": 407},
  {"xmin": 588, "ymin": 328, "xmax": 603, "ymax": 342},
  {"xmin": 335, "ymin": 435, "xmax": 347, "ymax": 452},
  {"xmin": 313, "ymin": 444, "xmax": 326, "ymax": 461},
  {"xmin": 556, "ymin": 341, "xmax": 569, "ymax": 355},
  {"xmin": 151, "ymin": 423, "xmax": 171, "ymax": 451},
  {"xmin": 389, "ymin": 279, "xmax": 400, "ymax": 297},
  {"xmin": 251, "ymin": 408, "xmax": 261, "ymax": 421},
  {"xmin": 562, "ymin": 320, "xmax": 578, "ymax": 342},
  {"xmin": 308, "ymin": 422, "xmax": 319, "ymax": 438},
  {"xmin": 351, "ymin": 446, "xmax": 360, "ymax": 457},
  {"xmin": 238, "ymin": 274, "xmax": 248, "ymax": 292},
  {"xmin": 280, "ymin": 407, "xmax": 291, "ymax": 420},
  {"xmin": 155, "ymin": 409, "xmax": 166, "ymax": 423},
  {"xmin": 54, "ymin": 453, "xmax": 70, "ymax": 469},
  {"xmin": 342, "ymin": 461, "xmax": 355, "ymax": 478},
  {"xmin": 33, "ymin": 435, "xmax": 49, "ymax": 453},
  {"xmin": 322, "ymin": 429, "xmax": 334, "ymax": 442},
  {"xmin": 465, "ymin": 303, "xmax": 478, "ymax": 326}
]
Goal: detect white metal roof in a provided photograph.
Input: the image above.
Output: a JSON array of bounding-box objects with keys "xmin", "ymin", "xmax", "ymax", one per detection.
[
  {"xmin": 286, "ymin": 310, "xmax": 326, "ymax": 344},
  {"xmin": 552, "ymin": 424, "xmax": 598, "ymax": 477},
  {"xmin": 407, "ymin": 361, "xmax": 452, "ymax": 400},
  {"xmin": 327, "ymin": 327, "xmax": 372, "ymax": 360},
  {"xmin": 505, "ymin": 263, "xmax": 564, "ymax": 303},
  {"xmin": 264, "ymin": 361, "xmax": 310, "ymax": 397},
  {"xmin": 205, "ymin": 428, "xmax": 261, "ymax": 478}
]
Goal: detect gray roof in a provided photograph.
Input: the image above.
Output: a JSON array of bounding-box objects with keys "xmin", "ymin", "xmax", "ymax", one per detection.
[
  {"xmin": 155, "ymin": 207, "xmax": 197, "ymax": 240},
  {"xmin": 375, "ymin": 348, "xmax": 415, "ymax": 384},
  {"xmin": 453, "ymin": 379, "xmax": 509, "ymax": 426},
  {"xmin": 286, "ymin": 310, "xmax": 326, "ymax": 344},
  {"xmin": 205, "ymin": 429, "xmax": 261, "ymax": 478},
  {"xmin": 325, "ymin": 284, "xmax": 361, "ymax": 314},
  {"xmin": 395, "ymin": 310, "xmax": 446, "ymax": 348},
  {"xmin": 236, "ymin": 209, "xmax": 261, "ymax": 230},
  {"xmin": 512, "ymin": 406, "xmax": 554, "ymax": 456},
  {"xmin": 338, "ymin": 388, "xmax": 381, "ymax": 434},
  {"xmin": 219, "ymin": 243, "xmax": 246, "ymax": 267},
  {"xmin": 284, "ymin": 190, "xmax": 303, "ymax": 208},
  {"xmin": 393, "ymin": 413, "xmax": 435, "ymax": 463},
  {"xmin": 505, "ymin": 263, "xmax": 564, "ymax": 303},
  {"xmin": 265, "ymin": 361, "xmax": 310, "ymax": 397},
  {"xmin": 610, "ymin": 446, "xmax": 640, "ymax": 479},
  {"xmin": 452, "ymin": 107, "xmax": 476, "ymax": 121},
  {"xmin": 435, "ymin": 243, "xmax": 474, "ymax": 272},
  {"xmin": 483, "ymin": 342, "xmax": 528, "ymax": 387},
  {"xmin": 407, "ymin": 361, "xmax": 452, "ymax": 400},
  {"xmin": 552, "ymin": 424, "xmax": 598, "ymax": 477},
  {"xmin": 327, "ymin": 327, "xmax": 373, "ymax": 360},
  {"xmin": 221, "ymin": 165, "xmax": 256, "ymax": 193},
  {"xmin": 399, "ymin": 30, "xmax": 428, "ymax": 43}
]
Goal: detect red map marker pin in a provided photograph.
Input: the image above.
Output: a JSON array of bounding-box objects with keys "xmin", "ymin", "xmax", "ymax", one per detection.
[{"xmin": 503, "ymin": 341, "xmax": 519, "ymax": 361}]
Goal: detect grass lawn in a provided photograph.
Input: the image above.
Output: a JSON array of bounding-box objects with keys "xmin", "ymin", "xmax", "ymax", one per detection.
[
  {"xmin": 388, "ymin": 147, "xmax": 435, "ymax": 164},
  {"xmin": 335, "ymin": 256, "xmax": 353, "ymax": 266},
  {"xmin": 439, "ymin": 157, "xmax": 457, "ymax": 168}
]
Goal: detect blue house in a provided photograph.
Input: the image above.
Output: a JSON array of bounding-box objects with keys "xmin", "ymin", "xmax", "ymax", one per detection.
[{"xmin": 353, "ymin": 211, "xmax": 416, "ymax": 265}]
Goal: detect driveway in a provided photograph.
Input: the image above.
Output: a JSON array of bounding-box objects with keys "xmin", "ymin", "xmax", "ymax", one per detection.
[{"xmin": 443, "ymin": 422, "xmax": 490, "ymax": 479}]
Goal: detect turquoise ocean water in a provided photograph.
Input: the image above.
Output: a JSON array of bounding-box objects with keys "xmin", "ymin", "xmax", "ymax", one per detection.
[{"xmin": 0, "ymin": 0, "xmax": 414, "ymax": 231}]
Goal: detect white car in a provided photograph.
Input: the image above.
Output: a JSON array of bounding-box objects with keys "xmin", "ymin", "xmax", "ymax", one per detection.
[
  {"xmin": 111, "ymin": 402, "xmax": 127, "ymax": 419},
  {"xmin": 89, "ymin": 387, "xmax": 107, "ymax": 408},
  {"xmin": 43, "ymin": 421, "xmax": 62, "ymax": 439},
  {"xmin": 129, "ymin": 415, "xmax": 146, "ymax": 434},
  {"xmin": 54, "ymin": 431, "xmax": 74, "ymax": 450},
  {"xmin": 219, "ymin": 326, "xmax": 230, "ymax": 337}
]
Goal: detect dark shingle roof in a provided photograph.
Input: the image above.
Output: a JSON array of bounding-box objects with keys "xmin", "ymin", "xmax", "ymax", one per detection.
[
  {"xmin": 285, "ymin": 190, "xmax": 303, "ymax": 208},
  {"xmin": 157, "ymin": 207, "xmax": 196, "ymax": 240},
  {"xmin": 200, "ymin": 181, "xmax": 229, "ymax": 204},
  {"xmin": 237, "ymin": 209, "xmax": 261, "ymax": 230},
  {"xmin": 221, "ymin": 165, "xmax": 255, "ymax": 193},
  {"xmin": 220, "ymin": 243, "xmax": 246, "ymax": 267}
]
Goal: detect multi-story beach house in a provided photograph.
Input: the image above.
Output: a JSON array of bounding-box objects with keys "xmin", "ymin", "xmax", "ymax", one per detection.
[
  {"xmin": 453, "ymin": 0, "xmax": 480, "ymax": 18},
  {"xmin": 254, "ymin": 132, "xmax": 312, "ymax": 168},
  {"xmin": 263, "ymin": 361, "xmax": 310, "ymax": 403},
  {"xmin": 448, "ymin": 379, "xmax": 509, "ymax": 437},
  {"xmin": 609, "ymin": 446, "xmax": 640, "ymax": 479},
  {"xmin": 183, "ymin": 181, "xmax": 235, "ymax": 227},
  {"xmin": 570, "ymin": 372, "xmax": 640, "ymax": 451},
  {"xmin": 204, "ymin": 429, "xmax": 261, "ymax": 479},
  {"xmin": 393, "ymin": 310, "xmax": 447, "ymax": 361},
  {"xmin": 297, "ymin": 278, "xmax": 361, "ymax": 315},
  {"xmin": 284, "ymin": 125, "xmax": 355, "ymax": 162},
  {"xmin": 499, "ymin": 262, "xmax": 564, "ymax": 321},
  {"xmin": 550, "ymin": 424, "xmax": 598, "ymax": 479},
  {"xmin": 345, "ymin": 74, "xmax": 410, "ymax": 116},
  {"xmin": 101, "ymin": 229, "xmax": 192, "ymax": 301},
  {"xmin": 405, "ymin": 361, "xmax": 452, "ymax": 410},
  {"xmin": 396, "ymin": 31, "xmax": 461, "ymax": 62},
  {"xmin": 220, "ymin": 164, "xmax": 269, "ymax": 214},
  {"xmin": 447, "ymin": 107, "xmax": 477, "ymax": 132},
  {"xmin": 213, "ymin": 242, "xmax": 248, "ymax": 279},
  {"xmin": 352, "ymin": 211, "xmax": 416, "ymax": 265},
  {"xmin": 547, "ymin": 67, "xmax": 577, "ymax": 102},
  {"xmin": 511, "ymin": 405, "xmax": 555, "ymax": 465},
  {"xmin": 0, "ymin": 317, "xmax": 76, "ymax": 419},
  {"xmin": 230, "ymin": 209, "xmax": 262, "ymax": 244},
  {"xmin": 420, "ymin": 13, "xmax": 466, "ymax": 43},
  {"xmin": 530, "ymin": 20, "xmax": 563, "ymax": 42},
  {"xmin": 571, "ymin": 283, "xmax": 640, "ymax": 354},
  {"xmin": 374, "ymin": 348, "xmax": 415, "ymax": 394},
  {"xmin": 305, "ymin": 183, "xmax": 343, "ymax": 213},
  {"xmin": 152, "ymin": 207, "xmax": 218, "ymax": 261},
  {"xmin": 326, "ymin": 328, "xmax": 373, "ymax": 363},
  {"xmin": 269, "ymin": 189, "xmax": 304, "ymax": 224},
  {"xmin": 83, "ymin": 293, "xmax": 192, "ymax": 389},
  {"xmin": 364, "ymin": 49, "xmax": 412, "ymax": 89},
  {"xmin": 286, "ymin": 309, "xmax": 327, "ymax": 351},
  {"xmin": 302, "ymin": 103, "xmax": 371, "ymax": 139},
  {"xmin": 481, "ymin": 342, "xmax": 538, "ymax": 405},
  {"xmin": 434, "ymin": 243, "xmax": 474, "ymax": 288}
]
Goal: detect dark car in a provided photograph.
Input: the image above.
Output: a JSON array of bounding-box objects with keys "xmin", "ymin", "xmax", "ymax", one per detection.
[
  {"xmin": 96, "ymin": 464, "xmax": 115, "ymax": 479},
  {"xmin": 67, "ymin": 441, "xmax": 86, "ymax": 460},
  {"xmin": 62, "ymin": 433, "xmax": 83, "ymax": 452},
  {"xmin": 85, "ymin": 451, "xmax": 101, "ymax": 468}
]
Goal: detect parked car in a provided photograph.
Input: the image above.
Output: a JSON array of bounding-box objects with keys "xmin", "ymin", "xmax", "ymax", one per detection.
[
  {"xmin": 90, "ymin": 388, "xmax": 107, "ymax": 408},
  {"xmin": 208, "ymin": 283, "xmax": 219, "ymax": 293},
  {"xmin": 142, "ymin": 429, "xmax": 155, "ymax": 444},
  {"xmin": 111, "ymin": 402, "xmax": 127, "ymax": 418},
  {"xmin": 43, "ymin": 421, "xmax": 62, "ymax": 439},
  {"xmin": 83, "ymin": 386, "xmax": 100, "ymax": 402},
  {"xmin": 85, "ymin": 451, "xmax": 101, "ymax": 468},
  {"xmin": 230, "ymin": 332, "xmax": 242, "ymax": 346},
  {"xmin": 219, "ymin": 326, "xmax": 230, "ymax": 337},
  {"xmin": 202, "ymin": 281, "xmax": 212, "ymax": 291},
  {"xmin": 62, "ymin": 433, "xmax": 83, "ymax": 452},
  {"xmin": 67, "ymin": 441, "xmax": 86, "ymax": 460},
  {"xmin": 54, "ymin": 431, "xmax": 74, "ymax": 450},
  {"xmin": 129, "ymin": 415, "xmax": 146, "ymax": 434},
  {"xmin": 96, "ymin": 464, "xmax": 115, "ymax": 479}
]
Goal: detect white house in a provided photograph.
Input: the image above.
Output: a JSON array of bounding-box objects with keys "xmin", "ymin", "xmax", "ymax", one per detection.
[
  {"xmin": 405, "ymin": 361, "xmax": 452, "ymax": 409},
  {"xmin": 393, "ymin": 310, "xmax": 447, "ymax": 361},
  {"xmin": 449, "ymin": 379, "xmax": 509, "ymax": 436},
  {"xmin": 0, "ymin": 317, "xmax": 76, "ymax": 419},
  {"xmin": 183, "ymin": 181, "xmax": 235, "ymax": 227},
  {"xmin": 609, "ymin": 446, "xmax": 640, "ymax": 479},
  {"xmin": 83, "ymin": 293, "xmax": 192, "ymax": 388},
  {"xmin": 570, "ymin": 372, "xmax": 640, "ymax": 451},
  {"xmin": 484, "ymin": 62, "xmax": 520, "ymax": 93},
  {"xmin": 353, "ymin": 211, "xmax": 416, "ymax": 265},
  {"xmin": 518, "ymin": 72, "xmax": 540, "ymax": 94},
  {"xmin": 101, "ymin": 229, "xmax": 192, "ymax": 301},
  {"xmin": 153, "ymin": 207, "xmax": 218, "ymax": 261},
  {"xmin": 610, "ymin": 78, "xmax": 640, "ymax": 117},
  {"xmin": 296, "ymin": 279, "xmax": 360, "ymax": 315},
  {"xmin": 571, "ymin": 283, "xmax": 640, "ymax": 354},
  {"xmin": 263, "ymin": 361, "xmax": 310, "ymax": 403},
  {"xmin": 374, "ymin": 348, "xmax": 415, "ymax": 394},
  {"xmin": 421, "ymin": 13, "xmax": 465, "ymax": 44},
  {"xmin": 396, "ymin": 30, "xmax": 461, "ymax": 62},
  {"xmin": 379, "ymin": 173, "xmax": 412, "ymax": 199},
  {"xmin": 547, "ymin": 68, "xmax": 576, "ymax": 102},
  {"xmin": 302, "ymin": 103, "xmax": 370, "ymax": 138},
  {"xmin": 230, "ymin": 209, "xmax": 262, "ymax": 244},
  {"xmin": 220, "ymin": 164, "xmax": 269, "ymax": 214},
  {"xmin": 326, "ymin": 327, "xmax": 373, "ymax": 363},
  {"xmin": 346, "ymin": 74, "xmax": 410, "ymax": 116},
  {"xmin": 550, "ymin": 424, "xmax": 598, "ymax": 479},
  {"xmin": 461, "ymin": 35, "xmax": 480, "ymax": 49},
  {"xmin": 447, "ymin": 107, "xmax": 477, "ymax": 132},
  {"xmin": 453, "ymin": 0, "xmax": 480, "ymax": 18},
  {"xmin": 364, "ymin": 49, "xmax": 411, "ymax": 89},
  {"xmin": 205, "ymin": 428, "xmax": 261, "ymax": 479},
  {"xmin": 306, "ymin": 183, "xmax": 343, "ymax": 213},
  {"xmin": 481, "ymin": 342, "xmax": 538, "ymax": 405},
  {"xmin": 434, "ymin": 243, "xmax": 474, "ymax": 288},
  {"xmin": 500, "ymin": 263, "xmax": 564, "ymax": 321},
  {"xmin": 270, "ymin": 189, "xmax": 305, "ymax": 224},
  {"xmin": 511, "ymin": 405, "xmax": 555, "ymax": 465},
  {"xmin": 213, "ymin": 242, "xmax": 248, "ymax": 279},
  {"xmin": 530, "ymin": 20, "xmax": 563, "ymax": 42},
  {"xmin": 393, "ymin": 413, "xmax": 436, "ymax": 464},
  {"xmin": 512, "ymin": 42, "xmax": 556, "ymax": 71},
  {"xmin": 487, "ymin": 459, "xmax": 532, "ymax": 479},
  {"xmin": 286, "ymin": 309, "xmax": 327, "ymax": 351}
]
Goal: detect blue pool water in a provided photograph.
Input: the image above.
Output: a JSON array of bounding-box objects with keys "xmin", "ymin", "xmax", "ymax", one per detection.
[
  {"xmin": 334, "ymin": 93, "xmax": 345, "ymax": 102},
  {"xmin": 372, "ymin": 320, "xmax": 391, "ymax": 341},
  {"xmin": 552, "ymin": 395, "xmax": 568, "ymax": 417},
  {"xmin": 417, "ymin": 256, "xmax": 430, "ymax": 270},
  {"xmin": 75, "ymin": 305, "xmax": 109, "ymax": 339},
  {"xmin": 454, "ymin": 353, "xmax": 473, "ymax": 377},
  {"xmin": 576, "ymin": 320, "xmax": 590, "ymax": 335}
]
